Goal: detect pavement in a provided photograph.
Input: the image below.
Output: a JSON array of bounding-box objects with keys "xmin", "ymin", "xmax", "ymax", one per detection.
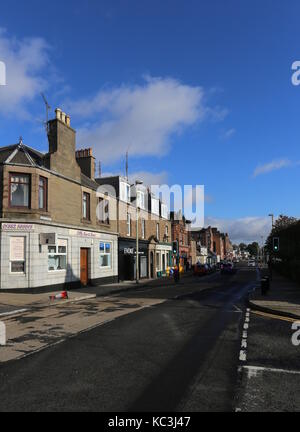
[
  {"xmin": 0, "ymin": 266, "xmax": 258, "ymax": 411},
  {"xmin": 0, "ymin": 290, "xmax": 97, "ymax": 318},
  {"xmin": 249, "ymin": 269, "xmax": 300, "ymax": 320},
  {"xmin": 0, "ymin": 273, "xmax": 191, "ymax": 318}
]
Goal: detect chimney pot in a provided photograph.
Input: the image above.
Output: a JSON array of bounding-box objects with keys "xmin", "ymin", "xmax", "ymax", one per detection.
[
  {"xmin": 55, "ymin": 108, "xmax": 62, "ymax": 120},
  {"xmin": 61, "ymin": 112, "xmax": 66, "ymax": 123},
  {"xmin": 66, "ymin": 115, "xmax": 71, "ymax": 127}
]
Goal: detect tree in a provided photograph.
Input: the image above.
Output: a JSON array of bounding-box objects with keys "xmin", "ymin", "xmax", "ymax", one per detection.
[
  {"xmin": 273, "ymin": 215, "xmax": 297, "ymax": 233},
  {"xmin": 246, "ymin": 242, "xmax": 259, "ymax": 257},
  {"xmin": 239, "ymin": 243, "xmax": 247, "ymax": 252},
  {"xmin": 266, "ymin": 215, "xmax": 299, "ymax": 254}
]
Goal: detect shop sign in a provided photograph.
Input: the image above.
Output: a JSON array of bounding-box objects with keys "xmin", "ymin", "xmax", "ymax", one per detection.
[
  {"xmin": 2, "ymin": 223, "xmax": 34, "ymax": 232},
  {"xmin": 69, "ymin": 229, "xmax": 101, "ymax": 239}
]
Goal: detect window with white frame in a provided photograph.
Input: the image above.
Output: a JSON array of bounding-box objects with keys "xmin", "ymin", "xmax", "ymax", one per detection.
[
  {"xmin": 120, "ymin": 182, "xmax": 131, "ymax": 203},
  {"xmin": 10, "ymin": 174, "xmax": 30, "ymax": 208},
  {"xmin": 161, "ymin": 204, "xmax": 168, "ymax": 219},
  {"xmin": 97, "ymin": 197, "xmax": 110, "ymax": 224},
  {"xmin": 100, "ymin": 242, "xmax": 112, "ymax": 268},
  {"xmin": 151, "ymin": 198, "xmax": 160, "ymax": 216},
  {"xmin": 165, "ymin": 225, "xmax": 169, "ymax": 240},
  {"xmin": 10, "ymin": 237, "xmax": 26, "ymax": 273},
  {"xmin": 48, "ymin": 239, "xmax": 67, "ymax": 271},
  {"xmin": 156, "ymin": 223, "xmax": 160, "ymax": 240},
  {"xmin": 137, "ymin": 191, "xmax": 145, "ymax": 210},
  {"xmin": 127, "ymin": 213, "xmax": 131, "ymax": 236}
]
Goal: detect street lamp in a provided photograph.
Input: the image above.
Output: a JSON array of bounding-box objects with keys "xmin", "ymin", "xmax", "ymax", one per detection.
[{"xmin": 134, "ymin": 180, "xmax": 144, "ymax": 284}]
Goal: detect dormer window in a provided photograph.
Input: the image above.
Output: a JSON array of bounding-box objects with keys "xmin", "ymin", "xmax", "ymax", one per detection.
[
  {"xmin": 151, "ymin": 197, "xmax": 160, "ymax": 216},
  {"xmin": 120, "ymin": 182, "xmax": 131, "ymax": 203},
  {"xmin": 161, "ymin": 204, "xmax": 168, "ymax": 219},
  {"xmin": 137, "ymin": 191, "xmax": 145, "ymax": 210}
]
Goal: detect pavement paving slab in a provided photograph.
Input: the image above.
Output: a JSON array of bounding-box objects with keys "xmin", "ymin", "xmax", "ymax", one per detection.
[
  {"xmin": 249, "ymin": 271, "xmax": 300, "ymax": 319},
  {"xmin": 0, "ymin": 296, "xmax": 165, "ymax": 363}
]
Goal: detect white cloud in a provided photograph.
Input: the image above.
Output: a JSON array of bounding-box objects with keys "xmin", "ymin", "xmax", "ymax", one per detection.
[
  {"xmin": 101, "ymin": 170, "xmax": 169, "ymax": 187},
  {"xmin": 221, "ymin": 128, "xmax": 236, "ymax": 140},
  {"xmin": 68, "ymin": 76, "xmax": 224, "ymax": 163},
  {"xmin": 253, "ymin": 159, "xmax": 292, "ymax": 177},
  {"xmin": 204, "ymin": 216, "xmax": 272, "ymax": 244},
  {"xmin": 0, "ymin": 28, "xmax": 49, "ymax": 118},
  {"xmin": 128, "ymin": 171, "xmax": 169, "ymax": 187}
]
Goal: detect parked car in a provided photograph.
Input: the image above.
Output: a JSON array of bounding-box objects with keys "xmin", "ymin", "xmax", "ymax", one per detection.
[
  {"xmin": 221, "ymin": 262, "xmax": 236, "ymax": 275},
  {"xmin": 248, "ymin": 260, "xmax": 256, "ymax": 267},
  {"xmin": 207, "ymin": 264, "xmax": 217, "ymax": 273},
  {"xmin": 194, "ymin": 263, "xmax": 209, "ymax": 276}
]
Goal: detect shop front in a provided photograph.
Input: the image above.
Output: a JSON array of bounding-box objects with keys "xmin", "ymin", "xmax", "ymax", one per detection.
[
  {"xmin": 118, "ymin": 238, "xmax": 149, "ymax": 281},
  {"xmin": 0, "ymin": 222, "xmax": 118, "ymax": 291},
  {"xmin": 155, "ymin": 244, "xmax": 173, "ymax": 277}
]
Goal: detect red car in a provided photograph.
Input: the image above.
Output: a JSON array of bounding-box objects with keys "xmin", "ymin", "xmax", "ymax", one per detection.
[{"xmin": 194, "ymin": 264, "xmax": 209, "ymax": 276}]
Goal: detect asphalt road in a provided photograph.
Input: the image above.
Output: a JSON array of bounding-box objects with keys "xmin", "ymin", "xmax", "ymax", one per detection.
[
  {"xmin": 237, "ymin": 310, "xmax": 300, "ymax": 412},
  {"xmin": 0, "ymin": 266, "xmax": 258, "ymax": 412}
]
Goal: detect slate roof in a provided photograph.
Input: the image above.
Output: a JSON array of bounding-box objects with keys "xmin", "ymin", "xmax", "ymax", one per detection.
[
  {"xmin": 81, "ymin": 173, "xmax": 99, "ymax": 191},
  {"xmin": 0, "ymin": 143, "xmax": 45, "ymax": 166},
  {"xmin": 0, "ymin": 141, "xmax": 99, "ymax": 192}
]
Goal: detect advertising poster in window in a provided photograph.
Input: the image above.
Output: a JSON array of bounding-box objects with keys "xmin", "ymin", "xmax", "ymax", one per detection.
[{"xmin": 10, "ymin": 237, "xmax": 25, "ymax": 262}]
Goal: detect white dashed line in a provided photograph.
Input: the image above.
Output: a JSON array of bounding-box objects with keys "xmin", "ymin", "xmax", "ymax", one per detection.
[
  {"xmin": 239, "ymin": 309, "xmax": 251, "ymax": 363},
  {"xmin": 239, "ymin": 350, "xmax": 247, "ymax": 362},
  {"xmin": 241, "ymin": 339, "xmax": 247, "ymax": 349}
]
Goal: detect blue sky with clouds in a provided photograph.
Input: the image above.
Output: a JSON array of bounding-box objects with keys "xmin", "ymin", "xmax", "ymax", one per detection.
[{"xmin": 0, "ymin": 0, "xmax": 300, "ymax": 243}]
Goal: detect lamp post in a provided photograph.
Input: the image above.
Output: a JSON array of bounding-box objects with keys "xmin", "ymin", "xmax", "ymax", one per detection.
[
  {"xmin": 268, "ymin": 214, "xmax": 275, "ymax": 280},
  {"xmin": 135, "ymin": 180, "xmax": 144, "ymax": 284}
]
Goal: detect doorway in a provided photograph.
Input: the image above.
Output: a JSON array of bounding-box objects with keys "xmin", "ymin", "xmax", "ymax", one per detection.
[
  {"xmin": 80, "ymin": 248, "xmax": 89, "ymax": 286},
  {"xmin": 150, "ymin": 252, "xmax": 154, "ymax": 279}
]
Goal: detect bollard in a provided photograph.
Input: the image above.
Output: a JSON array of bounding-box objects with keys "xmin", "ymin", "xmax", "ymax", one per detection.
[
  {"xmin": 264, "ymin": 276, "xmax": 270, "ymax": 293},
  {"xmin": 261, "ymin": 278, "xmax": 268, "ymax": 296}
]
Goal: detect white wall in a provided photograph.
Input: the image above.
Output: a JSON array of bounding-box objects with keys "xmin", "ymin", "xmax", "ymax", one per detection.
[{"xmin": 0, "ymin": 224, "xmax": 118, "ymax": 290}]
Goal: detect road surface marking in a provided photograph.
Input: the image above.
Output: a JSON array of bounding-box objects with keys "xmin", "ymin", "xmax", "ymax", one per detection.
[
  {"xmin": 252, "ymin": 310, "xmax": 297, "ymax": 323},
  {"xmin": 241, "ymin": 339, "xmax": 247, "ymax": 349},
  {"xmin": 243, "ymin": 365, "xmax": 300, "ymax": 376},
  {"xmin": 239, "ymin": 350, "xmax": 247, "ymax": 362},
  {"xmin": 0, "ymin": 309, "xmax": 28, "ymax": 318}
]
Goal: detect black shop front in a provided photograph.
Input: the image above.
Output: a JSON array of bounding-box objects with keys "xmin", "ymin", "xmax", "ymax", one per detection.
[{"xmin": 118, "ymin": 238, "xmax": 149, "ymax": 281}]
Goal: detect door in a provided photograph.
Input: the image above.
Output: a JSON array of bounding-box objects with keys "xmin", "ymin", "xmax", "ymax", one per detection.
[
  {"xmin": 140, "ymin": 256, "xmax": 147, "ymax": 279},
  {"xmin": 150, "ymin": 252, "xmax": 154, "ymax": 279},
  {"xmin": 80, "ymin": 248, "xmax": 89, "ymax": 286}
]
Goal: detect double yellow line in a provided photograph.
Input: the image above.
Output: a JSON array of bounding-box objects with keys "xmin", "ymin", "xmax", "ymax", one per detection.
[{"xmin": 252, "ymin": 309, "xmax": 298, "ymax": 323}]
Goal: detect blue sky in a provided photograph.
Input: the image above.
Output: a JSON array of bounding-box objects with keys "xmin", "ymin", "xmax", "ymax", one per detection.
[{"xmin": 0, "ymin": 0, "xmax": 299, "ymax": 243}]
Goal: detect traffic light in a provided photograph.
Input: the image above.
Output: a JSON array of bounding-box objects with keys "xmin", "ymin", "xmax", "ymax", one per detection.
[
  {"xmin": 273, "ymin": 237, "xmax": 280, "ymax": 252},
  {"xmin": 173, "ymin": 241, "xmax": 178, "ymax": 255}
]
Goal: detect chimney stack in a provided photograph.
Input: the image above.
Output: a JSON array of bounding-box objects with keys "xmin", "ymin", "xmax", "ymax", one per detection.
[
  {"xmin": 46, "ymin": 108, "xmax": 81, "ymax": 181},
  {"xmin": 76, "ymin": 148, "xmax": 95, "ymax": 180}
]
